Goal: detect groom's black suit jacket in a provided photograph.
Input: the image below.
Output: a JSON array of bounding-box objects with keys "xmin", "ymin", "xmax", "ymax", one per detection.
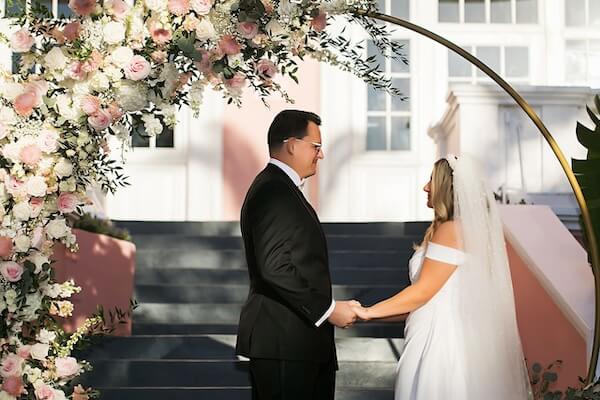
[{"xmin": 235, "ymin": 163, "xmax": 335, "ymax": 362}]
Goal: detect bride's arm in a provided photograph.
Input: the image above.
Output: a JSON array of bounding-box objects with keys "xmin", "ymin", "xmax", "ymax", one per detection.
[{"xmin": 355, "ymin": 222, "xmax": 459, "ymax": 321}]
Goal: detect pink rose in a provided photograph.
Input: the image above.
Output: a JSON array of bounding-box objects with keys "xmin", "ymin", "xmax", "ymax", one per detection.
[
  {"xmin": 106, "ymin": 0, "xmax": 128, "ymax": 20},
  {"xmin": 38, "ymin": 129, "xmax": 60, "ymax": 153},
  {"xmin": 124, "ymin": 55, "xmax": 151, "ymax": 81},
  {"xmin": 30, "ymin": 197, "xmax": 44, "ymax": 218},
  {"xmin": 73, "ymin": 386, "xmax": 89, "ymax": 400},
  {"xmin": 34, "ymin": 383, "xmax": 56, "ymax": 400},
  {"xmin": 68, "ymin": 0, "xmax": 96, "ymax": 16},
  {"xmin": 14, "ymin": 91, "xmax": 36, "ymax": 117},
  {"xmin": 26, "ymin": 81, "xmax": 49, "ymax": 100},
  {"xmin": 190, "ymin": 0, "xmax": 212, "ymax": 15},
  {"xmin": 63, "ymin": 21, "xmax": 81, "ymax": 41},
  {"xmin": 88, "ymin": 109, "xmax": 112, "ymax": 131},
  {"xmin": 194, "ymin": 49, "xmax": 212, "ymax": 73},
  {"xmin": 11, "ymin": 28, "xmax": 35, "ymax": 53},
  {"xmin": 238, "ymin": 22, "xmax": 258, "ymax": 39},
  {"xmin": 58, "ymin": 192, "xmax": 78, "ymax": 213},
  {"xmin": 55, "ymin": 357, "xmax": 80, "ymax": 378},
  {"xmin": 0, "ymin": 237, "xmax": 13, "ymax": 259},
  {"xmin": 255, "ymin": 59, "xmax": 277, "ymax": 80},
  {"xmin": 224, "ymin": 72, "xmax": 246, "ymax": 90},
  {"xmin": 150, "ymin": 26, "xmax": 172, "ymax": 45},
  {"xmin": 1, "ymin": 261, "xmax": 24, "ymax": 282},
  {"xmin": 2, "ymin": 375, "xmax": 25, "ymax": 396},
  {"xmin": 82, "ymin": 50, "xmax": 102, "ymax": 73},
  {"xmin": 5, "ymin": 176, "xmax": 24, "ymax": 196},
  {"xmin": 80, "ymin": 95, "xmax": 100, "ymax": 115},
  {"xmin": 20, "ymin": 143, "xmax": 42, "ymax": 166},
  {"xmin": 17, "ymin": 345, "xmax": 31, "ymax": 359},
  {"xmin": 168, "ymin": 0, "xmax": 189, "ymax": 15},
  {"xmin": 311, "ymin": 10, "xmax": 327, "ymax": 32},
  {"xmin": 107, "ymin": 102, "xmax": 123, "ymax": 120},
  {"xmin": 0, "ymin": 354, "xmax": 23, "ymax": 377},
  {"xmin": 67, "ymin": 61, "xmax": 86, "ymax": 80},
  {"xmin": 219, "ymin": 35, "xmax": 241, "ymax": 56}
]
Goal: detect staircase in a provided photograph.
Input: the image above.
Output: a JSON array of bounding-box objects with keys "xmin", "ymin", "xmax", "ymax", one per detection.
[{"xmin": 78, "ymin": 221, "xmax": 428, "ymax": 399}]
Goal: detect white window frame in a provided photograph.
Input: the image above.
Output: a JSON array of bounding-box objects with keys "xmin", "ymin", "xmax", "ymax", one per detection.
[
  {"xmin": 564, "ymin": 0, "xmax": 600, "ymax": 27},
  {"xmin": 448, "ymin": 45, "xmax": 531, "ymax": 84},
  {"xmin": 439, "ymin": 0, "xmax": 539, "ymax": 25}
]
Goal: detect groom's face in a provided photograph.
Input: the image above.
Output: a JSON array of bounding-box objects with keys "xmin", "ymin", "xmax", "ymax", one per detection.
[{"xmin": 294, "ymin": 121, "xmax": 324, "ymax": 178}]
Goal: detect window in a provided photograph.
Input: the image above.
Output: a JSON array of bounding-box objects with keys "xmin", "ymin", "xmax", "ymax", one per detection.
[
  {"xmin": 377, "ymin": 0, "xmax": 409, "ymax": 19},
  {"xmin": 439, "ymin": 0, "xmax": 538, "ymax": 24},
  {"xmin": 566, "ymin": 0, "xmax": 600, "ymax": 27},
  {"xmin": 3, "ymin": 0, "xmax": 72, "ymax": 17},
  {"xmin": 448, "ymin": 45, "xmax": 530, "ymax": 82},
  {"xmin": 132, "ymin": 126, "xmax": 175, "ymax": 148},
  {"xmin": 565, "ymin": 39, "xmax": 600, "ymax": 87},
  {"xmin": 366, "ymin": 40, "xmax": 411, "ymax": 152}
]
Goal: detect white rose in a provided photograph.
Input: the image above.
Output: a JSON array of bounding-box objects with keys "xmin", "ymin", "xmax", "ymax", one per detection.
[
  {"xmin": 14, "ymin": 235, "xmax": 30, "ymax": 252},
  {"xmin": 44, "ymin": 47, "xmax": 68, "ymax": 71},
  {"xmin": 26, "ymin": 176, "xmax": 48, "ymax": 197},
  {"xmin": 103, "ymin": 21, "xmax": 126, "ymax": 44},
  {"xmin": 37, "ymin": 328, "xmax": 56, "ymax": 344},
  {"xmin": 110, "ymin": 46, "xmax": 134, "ymax": 68},
  {"xmin": 0, "ymin": 82, "xmax": 23, "ymax": 102},
  {"xmin": 0, "ymin": 391, "xmax": 15, "ymax": 400},
  {"xmin": 141, "ymin": 114, "xmax": 163, "ymax": 136},
  {"xmin": 90, "ymin": 72, "xmax": 110, "ymax": 91},
  {"xmin": 23, "ymin": 366, "xmax": 42, "ymax": 382},
  {"xmin": 227, "ymin": 53, "xmax": 244, "ymax": 68},
  {"xmin": 0, "ymin": 106, "xmax": 17, "ymax": 125},
  {"xmin": 265, "ymin": 19, "xmax": 287, "ymax": 37},
  {"xmin": 12, "ymin": 202, "xmax": 31, "ymax": 221},
  {"xmin": 46, "ymin": 219, "xmax": 69, "ymax": 239},
  {"xmin": 195, "ymin": 18, "xmax": 216, "ymax": 41},
  {"xmin": 29, "ymin": 343, "xmax": 49, "ymax": 361},
  {"xmin": 29, "ymin": 253, "xmax": 48, "ymax": 274},
  {"xmin": 54, "ymin": 158, "xmax": 73, "ymax": 178},
  {"xmin": 144, "ymin": 0, "xmax": 166, "ymax": 11},
  {"xmin": 2, "ymin": 143, "xmax": 20, "ymax": 163}
]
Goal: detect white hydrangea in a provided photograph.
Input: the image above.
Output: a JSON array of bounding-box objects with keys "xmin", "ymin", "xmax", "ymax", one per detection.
[
  {"xmin": 37, "ymin": 328, "xmax": 57, "ymax": 344},
  {"xmin": 117, "ymin": 81, "xmax": 149, "ymax": 111},
  {"xmin": 44, "ymin": 46, "xmax": 68, "ymax": 71},
  {"xmin": 103, "ymin": 21, "xmax": 126, "ymax": 44},
  {"xmin": 12, "ymin": 202, "xmax": 32, "ymax": 221},
  {"xmin": 30, "ymin": 343, "xmax": 49, "ymax": 361},
  {"xmin": 141, "ymin": 114, "xmax": 163, "ymax": 136},
  {"xmin": 54, "ymin": 158, "xmax": 73, "ymax": 178},
  {"xmin": 45, "ymin": 218, "xmax": 69, "ymax": 239}
]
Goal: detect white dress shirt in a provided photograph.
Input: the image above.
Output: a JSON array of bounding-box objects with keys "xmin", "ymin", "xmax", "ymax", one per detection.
[{"xmin": 268, "ymin": 158, "xmax": 336, "ymax": 327}]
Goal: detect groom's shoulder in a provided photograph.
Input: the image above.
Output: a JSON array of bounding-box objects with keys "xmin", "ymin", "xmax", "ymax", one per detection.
[{"xmin": 248, "ymin": 170, "xmax": 293, "ymax": 200}]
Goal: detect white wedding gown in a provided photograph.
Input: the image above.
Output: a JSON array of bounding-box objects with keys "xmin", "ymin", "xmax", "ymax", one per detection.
[{"xmin": 395, "ymin": 242, "xmax": 468, "ymax": 399}]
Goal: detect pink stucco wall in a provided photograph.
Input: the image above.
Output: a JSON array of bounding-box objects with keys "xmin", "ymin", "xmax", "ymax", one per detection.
[{"xmin": 222, "ymin": 59, "xmax": 321, "ymax": 220}]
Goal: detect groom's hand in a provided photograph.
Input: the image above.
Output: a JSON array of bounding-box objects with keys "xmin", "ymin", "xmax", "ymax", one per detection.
[{"xmin": 328, "ymin": 300, "xmax": 360, "ymax": 328}]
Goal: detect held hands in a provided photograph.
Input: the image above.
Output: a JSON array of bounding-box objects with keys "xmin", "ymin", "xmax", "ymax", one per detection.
[
  {"xmin": 327, "ymin": 300, "xmax": 361, "ymax": 329},
  {"xmin": 351, "ymin": 304, "xmax": 371, "ymax": 321}
]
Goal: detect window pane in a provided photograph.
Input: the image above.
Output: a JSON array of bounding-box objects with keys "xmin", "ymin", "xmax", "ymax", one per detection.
[
  {"xmin": 476, "ymin": 46, "xmax": 501, "ymax": 76},
  {"xmin": 132, "ymin": 126, "xmax": 151, "ymax": 148},
  {"xmin": 391, "ymin": 40, "xmax": 410, "ymax": 73},
  {"xmin": 377, "ymin": 0, "xmax": 385, "ymax": 12},
  {"xmin": 368, "ymin": 86, "xmax": 386, "ymax": 111},
  {"xmin": 5, "ymin": 0, "xmax": 26, "ymax": 17},
  {"xmin": 367, "ymin": 40, "xmax": 386, "ymax": 73},
  {"xmin": 391, "ymin": 117, "xmax": 411, "ymax": 151},
  {"xmin": 465, "ymin": 0, "xmax": 485, "ymax": 23},
  {"xmin": 439, "ymin": 0, "xmax": 459, "ymax": 22},
  {"xmin": 516, "ymin": 0, "xmax": 537, "ymax": 23},
  {"xmin": 491, "ymin": 0, "xmax": 511, "ymax": 23},
  {"xmin": 565, "ymin": 40, "xmax": 586, "ymax": 82},
  {"xmin": 57, "ymin": 0, "xmax": 73, "ymax": 18},
  {"xmin": 156, "ymin": 127, "xmax": 174, "ymax": 148},
  {"xmin": 505, "ymin": 47, "xmax": 529, "ymax": 77},
  {"xmin": 565, "ymin": 0, "xmax": 586, "ymax": 26},
  {"xmin": 391, "ymin": 0, "xmax": 409, "ymax": 19},
  {"xmin": 391, "ymin": 78, "xmax": 410, "ymax": 111},
  {"xmin": 591, "ymin": 0, "xmax": 600, "ymax": 26},
  {"xmin": 589, "ymin": 40, "xmax": 600, "ymax": 86},
  {"xmin": 367, "ymin": 117, "xmax": 387, "ymax": 151},
  {"xmin": 448, "ymin": 46, "xmax": 472, "ymax": 77}
]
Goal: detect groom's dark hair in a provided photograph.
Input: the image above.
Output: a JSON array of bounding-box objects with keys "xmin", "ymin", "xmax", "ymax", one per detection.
[{"xmin": 268, "ymin": 110, "xmax": 321, "ymax": 152}]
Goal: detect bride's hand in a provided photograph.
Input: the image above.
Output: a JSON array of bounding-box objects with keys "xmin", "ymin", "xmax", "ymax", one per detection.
[{"xmin": 351, "ymin": 305, "xmax": 371, "ymax": 321}]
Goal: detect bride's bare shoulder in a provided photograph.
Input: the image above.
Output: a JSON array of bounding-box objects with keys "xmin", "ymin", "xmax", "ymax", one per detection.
[{"xmin": 431, "ymin": 220, "xmax": 463, "ymax": 249}]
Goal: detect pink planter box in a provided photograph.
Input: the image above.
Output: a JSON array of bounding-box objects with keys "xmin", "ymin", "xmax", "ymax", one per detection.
[{"xmin": 52, "ymin": 229, "xmax": 136, "ymax": 336}]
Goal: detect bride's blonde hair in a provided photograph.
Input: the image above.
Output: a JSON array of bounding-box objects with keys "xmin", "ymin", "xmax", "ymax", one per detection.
[{"xmin": 420, "ymin": 158, "xmax": 455, "ymax": 247}]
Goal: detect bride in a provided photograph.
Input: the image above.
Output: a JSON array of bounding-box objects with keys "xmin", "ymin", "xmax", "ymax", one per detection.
[{"xmin": 352, "ymin": 154, "xmax": 531, "ymax": 399}]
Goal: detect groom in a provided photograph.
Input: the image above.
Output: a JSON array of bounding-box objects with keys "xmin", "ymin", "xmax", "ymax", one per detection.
[{"xmin": 236, "ymin": 110, "xmax": 358, "ymax": 400}]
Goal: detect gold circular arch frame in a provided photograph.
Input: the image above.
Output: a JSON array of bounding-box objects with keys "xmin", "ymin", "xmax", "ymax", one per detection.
[{"xmin": 354, "ymin": 10, "xmax": 600, "ymax": 384}]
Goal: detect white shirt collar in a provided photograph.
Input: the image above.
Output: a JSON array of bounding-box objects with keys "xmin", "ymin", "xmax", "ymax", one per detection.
[{"xmin": 269, "ymin": 158, "xmax": 303, "ymax": 187}]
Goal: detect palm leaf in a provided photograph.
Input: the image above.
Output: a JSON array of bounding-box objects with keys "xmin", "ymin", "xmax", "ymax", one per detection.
[{"xmin": 572, "ymin": 94, "xmax": 600, "ymax": 259}]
